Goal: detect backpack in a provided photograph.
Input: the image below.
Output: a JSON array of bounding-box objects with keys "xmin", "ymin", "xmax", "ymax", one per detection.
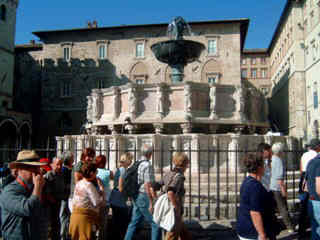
[{"xmin": 122, "ymin": 160, "xmax": 147, "ymax": 199}]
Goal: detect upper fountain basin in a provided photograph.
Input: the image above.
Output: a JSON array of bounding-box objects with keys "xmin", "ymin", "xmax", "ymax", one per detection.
[{"xmin": 151, "ymin": 40, "xmax": 205, "ymax": 66}]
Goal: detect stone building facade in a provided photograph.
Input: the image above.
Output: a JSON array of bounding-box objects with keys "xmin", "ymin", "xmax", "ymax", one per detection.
[
  {"xmin": 241, "ymin": 49, "xmax": 270, "ymax": 96},
  {"xmin": 267, "ymin": 0, "xmax": 318, "ymax": 141},
  {"xmin": 0, "ymin": 0, "xmax": 32, "ymax": 159},
  {"xmin": 302, "ymin": 0, "xmax": 320, "ymax": 140},
  {"xmin": 21, "ymin": 19, "xmax": 255, "ymax": 142}
]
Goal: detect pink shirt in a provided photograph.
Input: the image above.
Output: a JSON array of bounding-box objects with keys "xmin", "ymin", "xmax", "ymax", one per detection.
[{"xmin": 72, "ymin": 179, "xmax": 104, "ymax": 213}]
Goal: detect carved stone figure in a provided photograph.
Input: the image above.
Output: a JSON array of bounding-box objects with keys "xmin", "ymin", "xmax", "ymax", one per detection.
[
  {"xmin": 236, "ymin": 86, "xmax": 246, "ymax": 121},
  {"xmin": 86, "ymin": 96, "xmax": 93, "ymax": 123},
  {"xmin": 167, "ymin": 16, "xmax": 190, "ymax": 40},
  {"xmin": 209, "ymin": 86, "xmax": 217, "ymax": 119},
  {"xmin": 128, "ymin": 87, "xmax": 137, "ymax": 115},
  {"xmin": 92, "ymin": 94, "xmax": 101, "ymax": 121},
  {"xmin": 156, "ymin": 85, "xmax": 164, "ymax": 115}
]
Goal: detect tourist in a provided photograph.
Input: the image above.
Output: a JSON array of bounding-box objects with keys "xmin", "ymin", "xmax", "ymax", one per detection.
[
  {"xmin": 257, "ymin": 143, "xmax": 272, "ymax": 191},
  {"xmin": 0, "ymin": 150, "xmax": 47, "ymax": 240},
  {"xmin": 110, "ymin": 152, "xmax": 133, "ymax": 239},
  {"xmin": 69, "ymin": 147, "xmax": 95, "ymax": 212},
  {"xmin": 270, "ymin": 142, "xmax": 295, "ymax": 232},
  {"xmin": 161, "ymin": 152, "xmax": 192, "ymax": 240},
  {"xmin": 236, "ymin": 154, "xmax": 280, "ymax": 240},
  {"xmin": 95, "ymin": 154, "xmax": 113, "ymax": 240},
  {"xmin": 60, "ymin": 151, "xmax": 74, "ymax": 240},
  {"xmin": 40, "ymin": 157, "xmax": 52, "ymax": 174},
  {"xmin": 298, "ymin": 139, "xmax": 320, "ymax": 237},
  {"xmin": 124, "ymin": 144, "xmax": 160, "ymax": 240},
  {"xmin": 69, "ymin": 162, "xmax": 105, "ymax": 240},
  {"xmin": 305, "ymin": 139, "xmax": 320, "ymax": 240},
  {"xmin": 44, "ymin": 155, "xmax": 65, "ymax": 240}
]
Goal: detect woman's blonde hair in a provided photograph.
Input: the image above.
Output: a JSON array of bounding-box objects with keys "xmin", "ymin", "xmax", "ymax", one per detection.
[
  {"xmin": 119, "ymin": 152, "xmax": 133, "ymax": 166},
  {"xmin": 172, "ymin": 152, "xmax": 189, "ymax": 168}
]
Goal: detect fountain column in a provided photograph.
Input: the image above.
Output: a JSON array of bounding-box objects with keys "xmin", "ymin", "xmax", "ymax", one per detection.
[
  {"xmin": 171, "ymin": 64, "xmax": 184, "ymax": 83},
  {"xmin": 228, "ymin": 134, "xmax": 240, "ymax": 172},
  {"xmin": 56, "ymin": 137, "xmax": 64, "ymax": 156},
  {"xmin": 76, "ymin": 135, "xmax": 85, "ymax": 163}
]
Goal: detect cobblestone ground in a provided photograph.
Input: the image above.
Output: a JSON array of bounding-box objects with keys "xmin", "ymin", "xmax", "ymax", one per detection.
[
  {"xmin": 0, "ymin": 219, "xmax": 311, "ymax": 240},
  {"xmin": 0, "ymin": 229, "xmax": 311, "ymax": 240}
]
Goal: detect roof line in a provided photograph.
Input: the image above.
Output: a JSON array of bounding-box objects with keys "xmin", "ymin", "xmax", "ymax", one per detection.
[
  {"xmin": 32, "ymin": 18, "xmax": 250, "ymax": 35},
  {"xmin": 267, "ymin": 0, "xmax": 299, "ymax": 53}
]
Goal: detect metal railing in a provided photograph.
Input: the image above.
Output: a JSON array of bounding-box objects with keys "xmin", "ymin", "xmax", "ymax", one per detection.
[{"xmin": 0, "ymin": 146, "xmax": 303, "ymax": 221}]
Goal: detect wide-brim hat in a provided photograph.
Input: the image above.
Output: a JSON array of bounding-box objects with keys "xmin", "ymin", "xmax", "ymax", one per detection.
[{"xmin": 9, "ymin": 150, "xmax": 46, "ymax": 169}]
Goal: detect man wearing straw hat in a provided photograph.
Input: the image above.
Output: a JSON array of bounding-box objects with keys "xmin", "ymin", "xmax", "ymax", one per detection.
[{"xmin": 0, "ymin": 150, "xmax": 46, "ymax": 240}]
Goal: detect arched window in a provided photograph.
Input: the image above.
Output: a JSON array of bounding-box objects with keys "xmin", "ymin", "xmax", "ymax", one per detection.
[{"xmin": 0, "ymin": 5, "xmax": 6, "ymax": 21}]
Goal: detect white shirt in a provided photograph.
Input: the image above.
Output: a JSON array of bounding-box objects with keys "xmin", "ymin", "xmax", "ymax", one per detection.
[{"xmin": 301, "ymin": 149, "xmax": 318, "ymax": 172}]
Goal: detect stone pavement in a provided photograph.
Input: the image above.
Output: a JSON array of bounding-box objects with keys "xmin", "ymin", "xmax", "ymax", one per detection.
[{"xmin": 186, "ymin": 219, "xmax": 310, "ymax": 240}]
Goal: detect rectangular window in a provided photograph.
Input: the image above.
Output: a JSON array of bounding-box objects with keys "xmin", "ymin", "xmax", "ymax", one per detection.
[
  {"xmin": 136, "ymin": 79, "xmax": 144, "ymax": 84},
  {"xmin": 63, "ymin": 47, "xmax": 70, "ymax": 61},
  {"xmin": 251, "ymin": 68, "xmax": 257, "ymax": 78},
  {"xmin": 136, "ymin": 43, "xmax": 144, "ymax": 57},
  {"xmin": 251, "ymin": 58, "xmax": 256, "ymax": 65},
  {"xmin": 208, "ymin": 39, "xmax": 217, "ymax": 55},
  {"xmin": 261, "ymin": 57, "xmax": 266, "ymax": 64},
  {"xmin": 308, "ymin": 111, "xmax": 311, "ymax": 124},
  {"xmin": 98, "ymin": 79, "xmax": 105, "ymax": 89},
  {"xmin": 241, "ymin": 58, "xmax": 246, "ymax": 65},
  {"xmin": 98, "ymin": 45, "xmax": 107, "ymax": 59},
  {"xmin": 261, "ymin": 68, "xmax": 267, "ymax": 78},
  {"xmin": 241, "ymin": 69, "xmax": 247, "ymax": 78},
  {"xmin": 208, "ymin": 76, "xmax": 217, "ymax": 84},
  {"xmin": 61, "ymin": 82, "xmax": 71, "ymax": 97}
]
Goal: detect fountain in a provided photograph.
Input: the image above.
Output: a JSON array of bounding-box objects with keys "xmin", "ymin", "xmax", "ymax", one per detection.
[
  {"xmin": 151, "ymin": 17, "xmax": 205, "ymax": 83},
  {"xmin": 55, "ymin": 16, "xmax": 296, "ymax": 171}
]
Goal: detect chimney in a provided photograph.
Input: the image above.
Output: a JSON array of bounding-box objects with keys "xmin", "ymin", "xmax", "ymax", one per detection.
[
  {"xmin": 30, "ymin": 40, "xmax": 35, "ymax": 45},
  {"xmin": 87, "ymin": 21, "xmax": 92, "ymax": 28},
  {"xmin": 92, "ymin": 20, "xmax": 98, "ymax": 28}
]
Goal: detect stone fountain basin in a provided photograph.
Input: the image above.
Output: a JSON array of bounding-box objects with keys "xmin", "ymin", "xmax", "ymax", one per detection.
[{"xmin": 151, "ymin": 40, "xmax": 205, "ymax": 66}]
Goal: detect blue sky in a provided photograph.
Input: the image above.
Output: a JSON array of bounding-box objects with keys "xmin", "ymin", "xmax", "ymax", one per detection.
[{"xmin": 15, "ymin": 0, "xmax": 287, "ymax": 49}]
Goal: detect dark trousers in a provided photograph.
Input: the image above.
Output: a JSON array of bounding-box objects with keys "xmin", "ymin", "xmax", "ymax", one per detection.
[
  {"xmin": 272, "ymin": 191, "xmax": 294, "ymax": 230},
  {"xmin": 298, "ymin": 192, "xmax": 310, "ymax": 235},
  {"xmin": 49, "ymin": 202, "xmax": 61, "ymax": 240},
  {"xmin": 111, "ymin": 204, "xmax": 131, "ymax": 240}
]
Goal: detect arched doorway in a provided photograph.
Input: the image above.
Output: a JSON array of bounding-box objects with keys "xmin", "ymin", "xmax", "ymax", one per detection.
[{"xmin": 0, "ymin": 119, "xmax": 18, "ymax": 162}]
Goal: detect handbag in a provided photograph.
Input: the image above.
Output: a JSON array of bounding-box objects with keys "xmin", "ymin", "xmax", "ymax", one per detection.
[
  {"xmin": 153, "ymin": 172, "xmax": 179, "ymax": 231},
  {"xmin": 153, "ymin": 193, "xmax": 175, "ymax": 231}
]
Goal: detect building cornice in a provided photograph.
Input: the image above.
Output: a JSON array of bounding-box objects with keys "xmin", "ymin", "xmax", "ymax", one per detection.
[
  {"xmin": 32, "ymin": 18, "xmax": 249, "ymax": 51},
  {"xmin": 268, "ymin": 0, "xmax": 303, "ymax": 53}
]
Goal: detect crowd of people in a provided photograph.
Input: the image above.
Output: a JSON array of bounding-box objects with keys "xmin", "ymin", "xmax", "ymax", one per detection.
[
  {"xmin": 3, "ymin": 138, "xmax": 320, "ymax": 240},
  {"xmin": 0, "ymin": 144, "xmax": 192, "ymax": 240},
  {"xmin": 236, "ymin": 139, "xmax": 320, "ymax": 240}
]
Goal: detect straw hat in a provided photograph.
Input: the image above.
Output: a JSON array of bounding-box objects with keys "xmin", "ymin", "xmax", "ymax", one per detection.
[{"xmin": 9, "ymin": 150, "xmax": 46, "ymax": 169}]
